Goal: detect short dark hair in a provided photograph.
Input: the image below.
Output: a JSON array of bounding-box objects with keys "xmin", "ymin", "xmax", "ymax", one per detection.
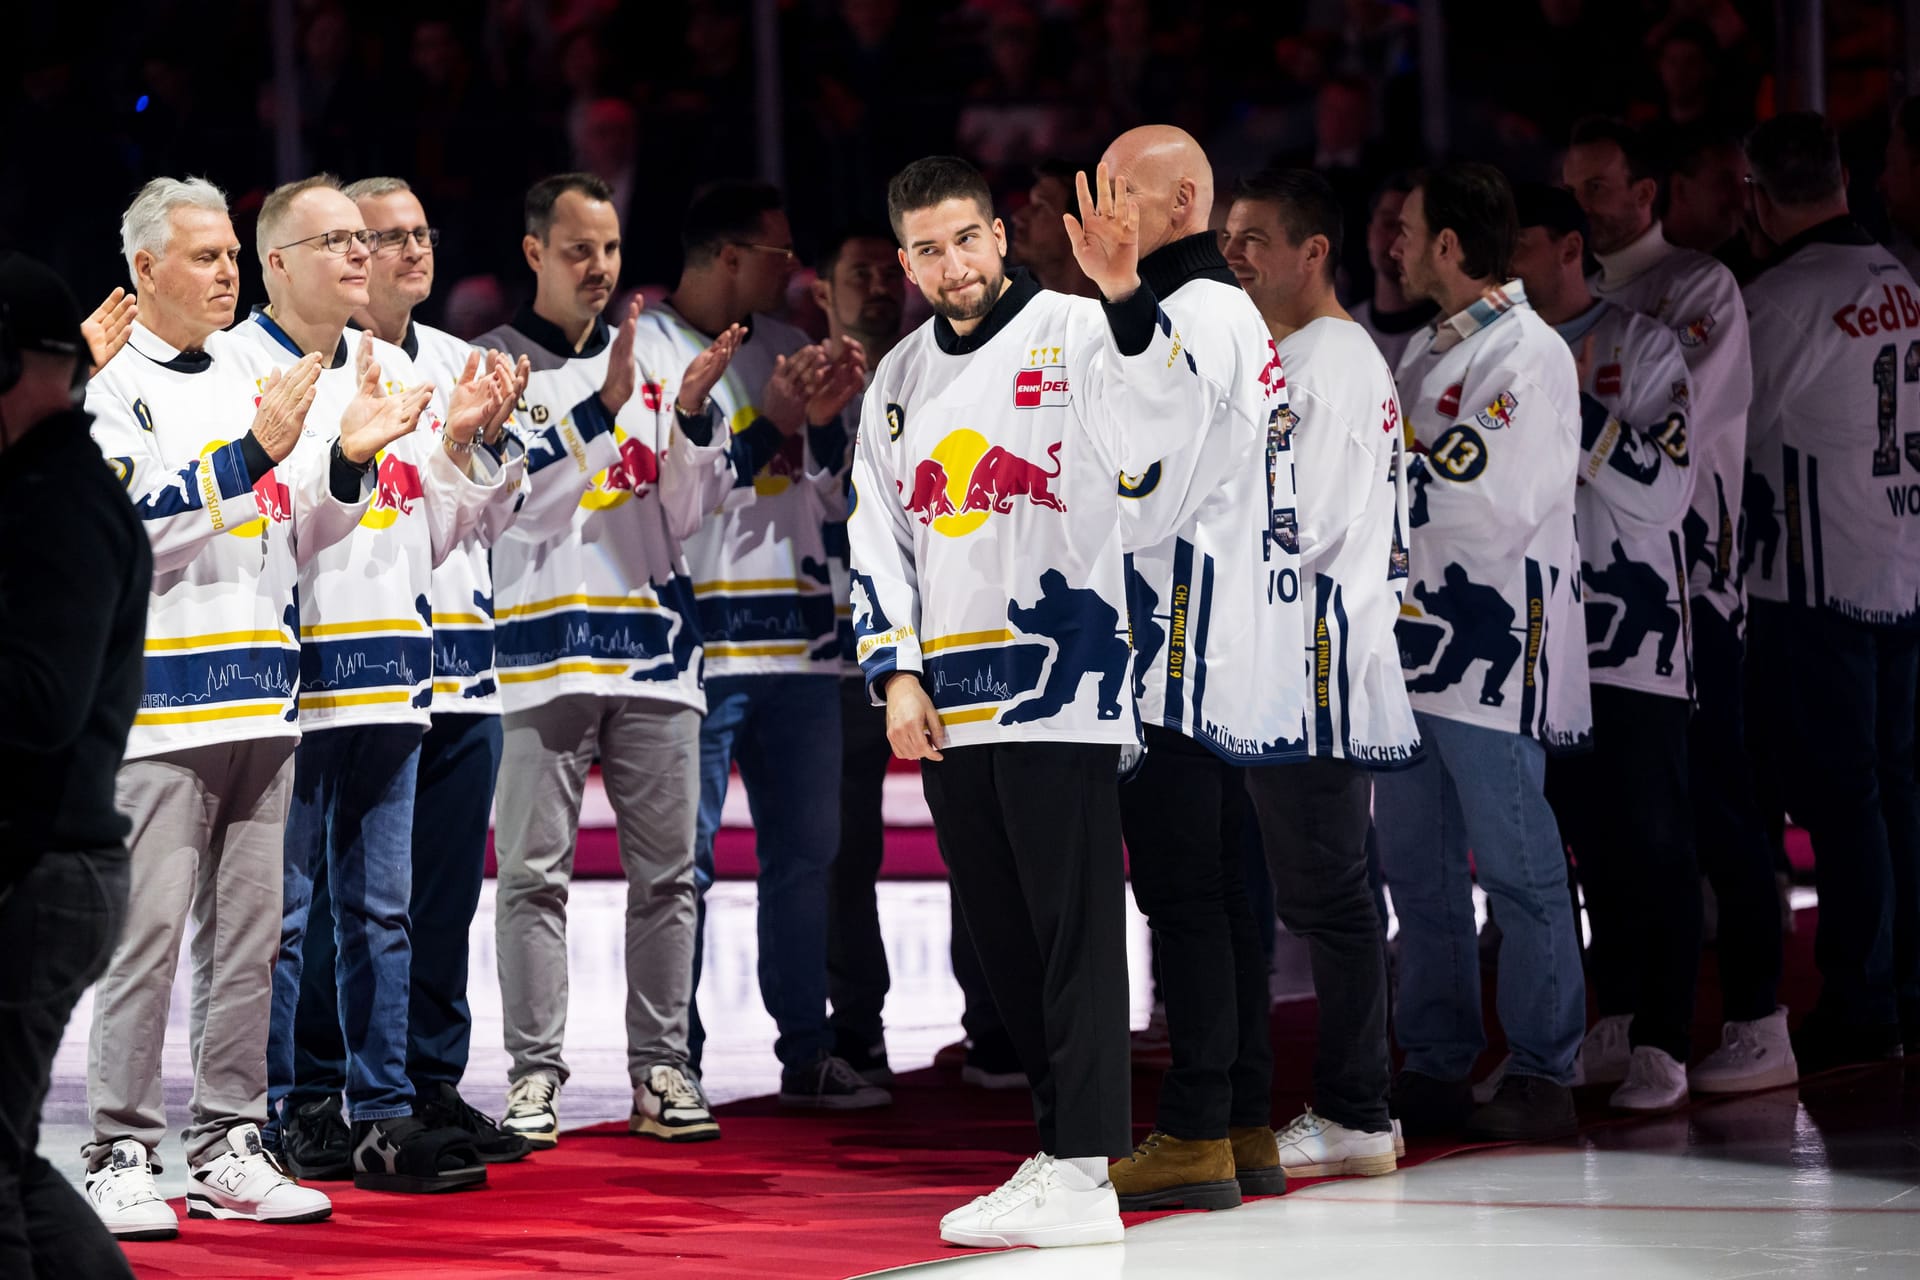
[
  {"xmin": 1746, "ymin": 112, "xmax": 1844, "ymax": 207},
  {"xmin": 1234, "ymin": 168, "xmax": 1344, "ymax": 280},
  {"xmin": 1513, "ymin": 181, "xmax": 1590, "ymax": 246},
  {"xmin": 525, "ymin": 172, "xmax": 615, "ymax": 240},
  {"xmin": 1415, "ymin": 162, "xmax": 1517, "ymax": 282},
  {"xmin": 817, "ymin": 227, "xmax": 896, "ymax": 279},
  {"xmin": 1570, "ymin": 116, "xmax": 1659, "ymax": 188},
  {"xmin": 887, "ymin": 156, "xmax": 995, "ymax": 242},
  {"xmin": 682, "ymin": 180, "xmax": 785, "ymax": 266}
]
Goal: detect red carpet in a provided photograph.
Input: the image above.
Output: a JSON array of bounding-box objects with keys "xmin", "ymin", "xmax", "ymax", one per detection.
[{"xmin": 123, "ymin": 906, "xmax": 1829, "ymax": 1280}]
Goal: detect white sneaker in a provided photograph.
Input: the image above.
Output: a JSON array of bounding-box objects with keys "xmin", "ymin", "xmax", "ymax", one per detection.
[
  {"xmin": 940, "ymin": 1154, "xmax": 1124, "ymax": 1249},
  {"xmin": 1578, "ymin": 1015, "xmax": 1634, "ymax": 1086},
  {"xmin": 1273, "ymin": 1110, "xmax": 1397, "ymax": 1178},
  {"xmin": 187, "ymin": 1124, "xmax": 332, "ymax": 1224},
  {"xmin": 85, "ymin": 1140, "xmax": 179, "ymax": 1241},
  {"xmin": 631, "ymin": 1063, "xmax": 720, "ymax": 1142},
  {"xmin": 504, "ymin": 1071, "xmax": 560, "ymax": 1148},
  {"xmin": 1610, "ymin": 1044, "xmax": 1689, "ymax": 1112},
  {"xmin": 940, "ymin": 1154, "xmax": 1041, "ymax": 1229},
  {"xmin": 1689, "ymin": 1007, "xmax": 1800, "ymax": 1094}
]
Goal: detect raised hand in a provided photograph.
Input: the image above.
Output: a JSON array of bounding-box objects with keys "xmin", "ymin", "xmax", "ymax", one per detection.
[
  {"xmin": 764, "ymin": 345, "xmax": 825, "ymax": 436},
  {"xmin": 804, "ymin": 336, "xmax": 867, "ymax": 425},
  {"xmin": 82, "ymin": 287, "xmax": 138, "ymax": 371},
  {"xmin": 446, "ymin": 349, "xmax": 513, "ymax": 445},
  {"xmin": 1065, "ymin": 162, "xmax": 1142, "ymax": 302},
  {"xmin": 249, "ymin": 352, "xmax": 324, "ymax": 463},
  {"xmin": 598, "ymin": 298, "xmax": 642, "ymax": 416},
  {"xmin": 339, "ymin": 341, "xmax": 433, "ymax": 464},
  {"xmin": 677, "ymin": 323, "xmax": 747, "ymax": 415}
]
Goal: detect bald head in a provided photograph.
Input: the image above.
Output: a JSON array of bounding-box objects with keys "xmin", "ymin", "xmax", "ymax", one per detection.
[{"xmin": 1100, "ymin": 125, "xmax": 1215, "ymax": 256}]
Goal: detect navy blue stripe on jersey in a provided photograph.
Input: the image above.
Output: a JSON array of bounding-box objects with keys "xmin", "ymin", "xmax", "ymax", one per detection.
[
  {"xmin": 133, "ymin": 444, "xmax": 258, "ymax": 522},
  {"xmin": 695, "ymin": 590, "xmax": 839, "ymax": 650},
  {"xmin": 1519, "ymin": 558, "xmax": 1543, "ymax": 738},
  {"xmin": 523, "ymin": 394, "xmax": 614, "ymax": 477},
  {"xmin": 140, "ymin": 644, "xmax": 298, "ymax": 712},
  {"xmin": 1782, "ymin": 446, "xmax": 1805, "ymax": 607},
  {"xmin": 298, "ymin": 633, "xmax": 432, "ymax": 698},
  {"xmin": 1312, "ymin": 574, "xmax": 1336, "ymax": 753},
  {"xmin": 1163, "ymin": 540, "xmax": 1197, "ymax": 733},
  {"xmin": 496, "ymin": 603, "xmax": 690, "ymax": 677},
  {"xmin": 1807, "ymin": 454, "xmax": 1825, "ymax": 611},
  {"xmin": 1333, "ymin": 582, "xmax": 1353, "ymax": 754},
  {"xmin": 923, "ymin": 642, "xmax": 1052, "ymax": 713},
  {"xmin": 1191, "ymin": 552, "xmax": 1215, "ymax": 733},
  {"xmin": 432, "ymin": 628, "xmax": 496, "ymax": 689}
]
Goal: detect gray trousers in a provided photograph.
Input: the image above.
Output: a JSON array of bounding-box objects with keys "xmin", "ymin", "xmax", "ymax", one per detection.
[
  {"xmin": 85, "ymin": 738, "xmax": 295, "ymax": 1172},
  {"xmin": 494, "ymin": 694, "xmax": 700, "ymax": 1087}
]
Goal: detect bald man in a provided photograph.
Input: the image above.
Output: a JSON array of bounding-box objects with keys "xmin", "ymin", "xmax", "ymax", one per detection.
[{"xmin": 1096, "ymin": 125, "xmax": 1312, "ymax": 1210}]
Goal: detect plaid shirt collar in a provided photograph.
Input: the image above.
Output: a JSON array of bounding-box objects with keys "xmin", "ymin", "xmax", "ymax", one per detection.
[{"xmin": 1429, "ymin": 280, "xmax": 1526, "ymax": 354}]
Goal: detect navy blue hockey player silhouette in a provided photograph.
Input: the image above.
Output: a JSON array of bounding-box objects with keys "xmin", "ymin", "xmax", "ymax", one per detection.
[
  {"xmin": 1406, "ymin": 562, "xmax": 1521, "ymax": 706},
  {"xmin": 1002, "ymin": 568, "xmax": 1131, "ymax": 724},
  {"xmin": 1584, "ymin": 539, "xmax": 1681, "ymax": 676},
  {"xmin": 1741, "ymin": 465, "xmax": 1780, "ymax": 581},
  {"xmin": 1127, "ymin": 570, "xmax": 1166, "ymax": 703}
]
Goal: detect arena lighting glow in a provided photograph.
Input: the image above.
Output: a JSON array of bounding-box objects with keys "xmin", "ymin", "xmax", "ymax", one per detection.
[{"xmin": 134, "ymin": 95, "xmax": 150, "ymax": 112}]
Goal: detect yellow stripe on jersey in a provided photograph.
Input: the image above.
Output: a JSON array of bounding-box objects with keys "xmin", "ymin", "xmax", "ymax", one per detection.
[
  {"xmin": 432, "ymin": 679, "xmax": 463, "ymax": 695},
  {"xmin": 135, "ymin": 701, "xmax": 290, "ymax": 726},
  {"xmin": 496, "ymin": 594, "xmax": 664, "ymax": 621},
  {"xmin": 144, "ymin": 629, "xmax": 295, "ymax": 653},
  {"xmin": 921, "ymin": 629, "xmax": 1018, "ymax": 654},
  {"xmin": 299, "ymin": 618, "xmax": 429, "ymax": 639},
  {"xmin": 691, "ymin": 578, "xmax": 831, "ymax": 596},
  {"xmin": 701, "ymin": 640, "xmax": 813, "ymax": 658},
  {"xmin": 938, "ymin": 706, "xmax": 1000, "ymax": 726},
  {"xmin": 297, "ymin": 689, "xmax": 418, "ymax": 710},
  {"xmin": 496, "ymin": 658, "xmax": 637, "ymax": 683}
]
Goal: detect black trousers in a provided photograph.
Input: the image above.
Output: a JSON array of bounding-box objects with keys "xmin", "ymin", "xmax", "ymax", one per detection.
[
  {"xmin": 1749, "ymin": 602, "xmax": 1920, "ymax": 1033},
  {"xmin": 0, "ymin": 849, "xmax": 135, "ymax": 1280},
  {"xmin": 1549, "ymin": 684, "xmax": 1700, "ymax": 1062},
  {"xmin": 1119, "ymin": 725, "xmax": 1272, "ymax": 1138},
  {"xmin": 827, "ymin": 681, "xmax": 894, "ymax": 1050},
  {"xmin": 921, "ymin": 741, "xmax": 1131, "ymax": 1158},
  {"xmin": 1244, "ymin": 756, "xmax": 1391, "ymax": 1132},
  {"xmin": 1690, "ymin": 602, "xmax": 1783, "ymax": 1023}
]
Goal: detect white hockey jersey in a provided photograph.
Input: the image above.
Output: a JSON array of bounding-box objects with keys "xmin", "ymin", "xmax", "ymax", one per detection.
[
  {"xmin": 848, "ymin": 271, "xmax": 1214, "ymax": 748},
  {"xmin": 85, "ymin": 323, "xmax": 369, "ymax": 759},
  {"xmin": 1551, "ymin": 300, "xmax": 1695, "ymax": 700},
  {"xmin": 1118, "ymin": 236, "xmax": 1311, "ymax": 764},
  {"xmin": 649, "ymin": 303, "xmax": 849, "ymax": 678},
  {"xmin": 1351, "ymin": 297, "xmax": 1439, "ymax": 377},
  {"xmin": 1275, "ymin": 314, "xmax": 1421, "ymax": 763},
  {"xmin": 386, "ymin": 319, "xmax": 529, "ymax": 716},
  {"xmin": 1394, "ymin": 283, "xmax": 1590, "ymax": 748},
  {"xmin": 475, "ymin": 307, "xmax": 738, "ymax": 716},
  {"xmin": 1594, "ymin": 222, "xmax": 1753, "ymax": 627},
  {"xmin": 1742, "ymin": 220, "xmax": 1920, "ymax": 627},
  {"xmin": 225, "ymin": 309, "xmax": 513, "ymax": 731}
]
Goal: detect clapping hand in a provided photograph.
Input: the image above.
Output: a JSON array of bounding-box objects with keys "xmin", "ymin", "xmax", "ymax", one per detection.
[
  {"xmin": 82, "ymin": 288, "xmax": 138, "ymax": 372},
  {"xmin": 445, "ymin": 349, "xmax": 516, "ymax": 445},
  {"xmin": 598, "ymin": 299, "xmax": 642, "ymax": 416},
  {"xmin": 248, "ymin": 353, "xmax": 324, "ymax": 463},
  {"xmin": 339, "ymin": 338, "xmax": 433, "ymax": 464},
  {"xmin": 803, "ymin": 337, "xmax": 867, "ymax": 426},
  {"xmin": 677, "ymin": 323, "xmax": 747, "ymax": 415}
]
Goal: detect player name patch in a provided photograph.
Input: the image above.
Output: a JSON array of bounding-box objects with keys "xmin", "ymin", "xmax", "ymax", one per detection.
[{"xmin": 1014, "ymin": 366, "xmax": 1071, "ymax": 409}]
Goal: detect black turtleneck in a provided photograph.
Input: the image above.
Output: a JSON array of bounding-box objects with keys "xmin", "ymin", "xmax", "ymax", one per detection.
[
  {"xmin": 932, "ymin": 265, "xmax": 1160, "ymax": 358},
  {"xmin": 512, "ymin": 303, "xmax": 610, "ymax": 360},
  {"xmin": 1759, "ymin": 215, "xmax": 1877, "ymax": 278},
  {"xmin": 1138, "ymin": 232, "xmax": 1238, "ymax": 300}
]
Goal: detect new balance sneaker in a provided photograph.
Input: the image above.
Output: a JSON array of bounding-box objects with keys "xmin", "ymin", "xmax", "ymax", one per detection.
[
  {"xmin": 349, "ymin": 1116, "xmax": 487, "ymax": 1194},
  {"xmin": 632, "ymin": 1063, "xmax": 721, "ymax": 1142},
  {"xmin": 960, "ymin": 1039, "xmax": 1028, "ymax": 1091},
  {"xmin": 778, "ymin": 1052, "xmax": 892, "ymax": 1110},
  {"xmin": 1610, "ymin": 1045, "xmax": 1689, "ymax": 1112},
  {"xmin": 187, "ymin": 1124, "xmax": 332, "ymax": 1224},
  {"xmin": 835, "ymin": 1037, "xmax": 894, "ymax": 1087},
  {"xmin": 85, "ymin": 1140, "xmax": 178, "ymax": 1241},
  {"xmin": 414, "ymin": 1081, "xmax": 530, "ymax": 1163},
  {"xmin": 280, "ymin": 1094, "xmax": 352, "ymax": 1180},
  {"xmin": 502, "ymin": 1071, "xmax": 560, "ymax": 1149},
  {"xmin": 940, "ymin": 1154, "xmax": 1124, "ymax": 1249},
  {"xmin": 1273, "ymin": 1109, "xmax": 1398, "ymax": 1178}
]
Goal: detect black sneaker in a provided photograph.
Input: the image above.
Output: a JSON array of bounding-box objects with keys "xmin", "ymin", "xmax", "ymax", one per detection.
[
  {"xmin": 1791, "ymin": 1011, "xmax": 1904, "ymax": 1075},
  {"xmin": 778, "ymin": 1052, "xmax": 892, "ymax": 1110},
  {"xmin": 1389, "ymin": 1069, "xmax": 1473, "ymax": 1139},
  {"xmin": 1464, "ymin": 1074, "xmax": 1578, "ymax": 1142},
  {"xmin": 834, "ymin": 1037, "xmax": 894, "ymax": 1087},
  {"xmin": 413, "ymin": 1081, "xmax": 531, "ymax": 1164},
  {"xmin": 961, "ymin": 1037, "xmax": 1028, "ymax": 1091},
  {"xmin": 349, "ymin": 1116, "xmax": 487, "ymax": 1194},
  {"xmin": 281, "ymin": 1095, "xmax": 352, "ymax": 1181}
]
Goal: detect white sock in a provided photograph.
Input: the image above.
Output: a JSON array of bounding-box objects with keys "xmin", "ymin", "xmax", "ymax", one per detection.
[{"xmin": 1055, "ymin": 1156, "xmax": 1111, "ymax": 1189}]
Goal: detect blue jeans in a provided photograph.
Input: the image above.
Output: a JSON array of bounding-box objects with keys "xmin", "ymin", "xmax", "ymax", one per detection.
[
  {"xmin": 1373, "ymin": 712, "xmax": 1585, "ymax": 1084},
  {"xmin": 689, "ymin": 674, "xmax": 842, "ymax": 1071},
  {"xmin": 267, "ymin": 724, "xmax": 422, "ymax": 1134}
]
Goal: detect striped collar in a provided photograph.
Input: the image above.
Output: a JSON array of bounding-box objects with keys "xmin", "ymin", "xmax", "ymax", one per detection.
[{"xmin": 1429, "ymin": 280, "xmax": 1526, "ymax": 354}]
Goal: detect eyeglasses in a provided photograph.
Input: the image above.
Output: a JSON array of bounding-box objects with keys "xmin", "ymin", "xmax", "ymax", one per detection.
[
  {"xmin": 370, "ymin": 226, "xmax": 441, "ymax": 255},
  {"xmin": 731, "ymin": 241, "xmax": 798, "ymax": 262},
  {"xmin": 276, "ymin": 228, "xmax": 376, "ymax": 255}
]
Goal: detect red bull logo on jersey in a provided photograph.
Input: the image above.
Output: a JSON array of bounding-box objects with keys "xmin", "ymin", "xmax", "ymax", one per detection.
[
  {"xmin": 1014, "ymin": 366, "xmax": 1071, "ymax": 409},
  {"xmin": 1257, "ymin": 341, "xmax": 1285, "ymax": 398},
  {"xmin": 900, "ymin": 428, "xmax": 1067, "ymax": 537},
  {"xmin": 1678, "ymin": 312, "xmax": 1717, "ymax": 348},
  {"xmin": 581, "ymin": 430, "xmax": 662, "ymax": 511},
  {"xmin": 361, "ymin": 451, "xmax": 423, "ymax": 529},
  {"xmin": 252, "ymin": 469, "xmax": 293, "ymax": 524},
  {"xmin": 1832, "ymin": 284, "xmax": 1920, "ymax": 339},
  {"xmin": 1474, "ymin": 389, "xmax": 1519, "ymax": 431}
]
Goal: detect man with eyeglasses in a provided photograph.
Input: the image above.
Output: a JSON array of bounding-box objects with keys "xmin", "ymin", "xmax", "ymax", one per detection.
[
  {"xmin": 223, "ymin": 174, "xmax": 523, "ymax": 1194},
  {"xmin": 271, "ymin": 176, "xmax": 534, "ymax": 1175},
  {"xmin": 654, "ymin": 181, "xmax": 882, "ymax": 1109}
]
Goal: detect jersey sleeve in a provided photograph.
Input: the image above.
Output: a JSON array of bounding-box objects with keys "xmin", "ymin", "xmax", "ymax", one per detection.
[
  {"xmin": 473, "ymin": 430, "xmax": 529, "ymax": 548},
  {"xmin": 498, "ymin": 392, "xmax": 621, "ymax": 543},
  {"xmin": 657, "ymin": 404, "xmax": 738, "ymax": 542},
  {"xmin": 1575, "ymin": 327, "xmax": 1693, "ymax": 532},
  {"xmin": 1289, "ymin": 375, "xmax": 1384, "ymax": 563},
  {"xmin": 845, "ymin": 379, "xmax": 922, "ymax": 699},
  {"xmin": 409, "ymin": 390, "xmax": 508, "ymax": 569},
  {"xmin": 1069, "ymin": 288, "xmax": 1224, "ymax": 478},
  {"xmin": 282, "ymin": 433, "xmax": 374, "ymax": 568}
]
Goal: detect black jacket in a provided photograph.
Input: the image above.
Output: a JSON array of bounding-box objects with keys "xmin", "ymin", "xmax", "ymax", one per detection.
[{"xmin": 0, "ymin": 408, "xmax": 151, "ymax": 868}]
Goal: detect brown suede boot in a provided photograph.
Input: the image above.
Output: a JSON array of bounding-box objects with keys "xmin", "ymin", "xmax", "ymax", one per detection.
[
  {"xmin": 1229, "ymin": 1126, "xmax": 1289, "ymax": 1197},
  {"xmin": 1107, "ymin": 1131, "xmax": 1242, "ymax": 1210}
]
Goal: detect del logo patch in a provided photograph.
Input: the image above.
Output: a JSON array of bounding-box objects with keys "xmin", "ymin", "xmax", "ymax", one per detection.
[
  {"xmin": 1437, "ymin": 383, "xmax": 1464, "ymax": 419},
  {"xmin": 1014, "ymin": 366, "xmax": 1070, "ymax": 409},
  {"xmin": 1474, "ymin": 389, "xmax": 1519, "ymax": 430},
  {"xmin": 1595, "ymin": 364, "xmax": 1622, "ymax": 397}
]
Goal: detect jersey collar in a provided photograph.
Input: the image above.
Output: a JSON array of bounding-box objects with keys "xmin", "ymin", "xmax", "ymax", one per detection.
[
  {"xmin": 1138, "ymin": 232, "xmax": 1238, "ymax": 300},
  {"xmin": 250, "ymin": 305, "xmax": 349, "ymax": 368},
  {"xmin": 1595, "ymin": 220, "xmax": 1673, "ymax": 289},
  {"xmin": 1550, "ymin": 297, "xmax": 1611, "ymax": 344},
  {"xmin": 933, "ymin": 267, "xmax": 1041, "ymax": 356},
  {"xmin": 127, "ymin": 320, "xmax": 212, "ymax": 374},
  {"xmin": 347, "ymin": 317, "xmax": 420, "ymax": 360},
  {"xmin": 512, "ymin": 303, "xmax": 610, "ymax": 360},
  {"xmin": 1428, "ymin": 280, "xmax": 1526, "ymax": 354},
  {"xmin": 1766, "ymin": 216, "xmax": 1878, "ymax": 269}
]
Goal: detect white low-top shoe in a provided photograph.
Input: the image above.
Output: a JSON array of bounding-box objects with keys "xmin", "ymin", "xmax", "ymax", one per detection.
[
  {"xmin": 1689, "ymin": 1007, "xmax": 1799, "ymax": 1094},
  {"xmin": 940, "ymin": 1154, "xmax": 1041, "ymax": 1229},
  {"xmin": 188, "ymin": 1124, "xmax": 333, "ymax": 1224},
  {"xmin": 940, "ymin": 1155, "xmax": 1124, "ymax": 1249},
  {"xmin": 1609, "ymin": 1045, "xmax": 1690, "ymax": 1112},
  {"xmin": 85, "ymin": 1140, "xmax": 179, "ymax": 1241},
  {"xmin": 1577, "ymin": 1015, "xmax": 1634, "ymax": 1085},
  {"xmin": 1273, "ymin": 1110, "xmax": 1398, "ymax": 1177}
]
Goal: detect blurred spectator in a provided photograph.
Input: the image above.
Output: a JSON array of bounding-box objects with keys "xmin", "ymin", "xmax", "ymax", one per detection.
[
  {"xmin": 1663, "ymin": 123, "xmax": 1758, "ymax": 280},
  {"xmin": 443, "ymin": 274, "xmax": 511, "ymax": 341},
  {"xmin": 1007, "ymin": 160, "xmax": 1099, "ymax": 297},
  {"xmin": 956, "ymin": 8, "xmax": 1071, "ymax": 182},
  {"xmin": 1458, "ymin": 1, "xmax": 1638, "ymax": 179},
  {"xmin": 1881, "ymin": 97, "xmax": 1920, "ymax": 279},
  {"xmin": 571, "ymin": 98, "xmax": 641, "ymax": 242},
  {"xmin": 1274, "ymin": 75, "xmax": 1391, "ymax": 297}
]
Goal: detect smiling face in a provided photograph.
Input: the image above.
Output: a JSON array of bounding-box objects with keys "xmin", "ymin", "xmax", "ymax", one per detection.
[
  {"xmin": 266, "ymin": 186, "xmax": 370, "ymax": 321},
  {"xmin": 355, "ymin": 188, "xmax": 435, "ymax": 314},
  {"xmin": 1562, "ymin": 140, "xmax": 1654, "ymax": 255},
  {"xmin": 138, "ymin": 205, "xmax": 242, "ymax": 342},
  {"xmin": 897, "ymin": 196, "xmax": 1009, "ymax": 326},
  {"xmin": 1224, "ymin": 197, "xmax": 1316, "ymax": 314}
]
